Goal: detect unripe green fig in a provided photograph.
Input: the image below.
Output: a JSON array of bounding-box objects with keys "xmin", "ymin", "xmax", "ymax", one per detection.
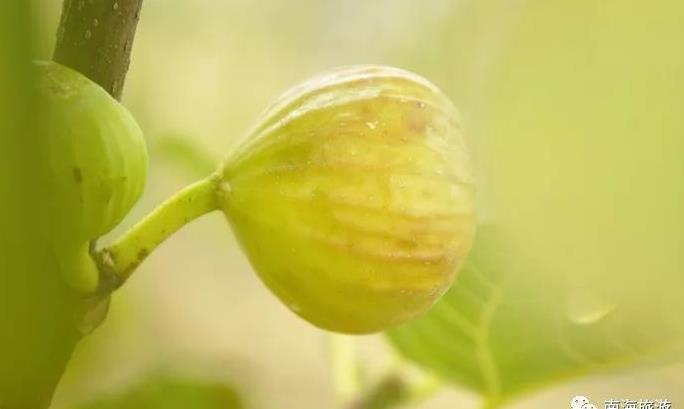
[
  {"xmin": 219, "ymin": 65, "xmax": 476, "ymax": 333},
  {"xmin": 35, "ymin": 61, "xmax": 147, "ymax": 293}
]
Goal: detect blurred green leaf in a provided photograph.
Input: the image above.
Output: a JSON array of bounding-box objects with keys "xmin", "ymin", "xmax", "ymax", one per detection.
[
  {"xmin": 387, "ymin": 226, "xmax": 683, "ymax": 406},
  {"xmin": 154, "ymin": 133, "xmax": 219, "ymax": 179},
  {"xmin": 72, "ymin": 375, "xmax": 244, "ymax": 409},
  {"xmin": 389, "ymin": 1, "xmax": 684, "ymax": 405}
]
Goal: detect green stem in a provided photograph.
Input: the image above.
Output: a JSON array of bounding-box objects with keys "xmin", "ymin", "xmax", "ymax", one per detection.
[
  {"xmin": 330, "ymin": 334, "xmax": 362, "ymax": 404},
  {"xmin": 96, "ymin": 175, "xmax": 221, "ymax": 291},
  {"xmin": 345, "ymin": 365, "xmax": 442, "ymax": 409},
  {"xmin": 348, "ymin": 374, "xmax": 408, "ymax": 409}
]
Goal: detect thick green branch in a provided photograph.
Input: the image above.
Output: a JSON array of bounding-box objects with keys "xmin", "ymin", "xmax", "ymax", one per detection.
[
  {"xmin": 53, "ymin": 0, "xmax": 143, "ymax": 100},
  {"xmin": 0, "ymin": 1, "xmax": 148, "ymax": 408},
  {"xmin": 97, "ymin": 176, "xmax": 221, "ymax": 291}
]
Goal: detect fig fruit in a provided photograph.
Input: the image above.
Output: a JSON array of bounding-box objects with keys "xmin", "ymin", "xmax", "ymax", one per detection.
[
  {"xmin": 219, "ymin": 65, "xmax": 475, "ymax": 333},
  {"xmin": 99, "ymin": 65, "xmax": 474, "ymax": 334},
  {"xmin": 35, "ymin": 61, "xmax": 147, "ymax": 293}
]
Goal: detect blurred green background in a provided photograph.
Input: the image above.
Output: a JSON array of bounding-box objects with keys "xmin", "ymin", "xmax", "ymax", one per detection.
[{"xmin": 24, "ymin": 0, "xmax": 684, "ymax": 408}]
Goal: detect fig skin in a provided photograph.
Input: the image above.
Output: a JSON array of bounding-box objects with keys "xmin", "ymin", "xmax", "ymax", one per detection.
[
  {"xmin": 220, "ymin": 65, "xmax": 475, "ymax": 333},
  {"xmin": 35, "ymin": 61, "xmax": 148, "ymax": 293}
]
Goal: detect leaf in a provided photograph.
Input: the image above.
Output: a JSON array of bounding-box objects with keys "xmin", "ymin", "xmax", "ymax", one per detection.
[
  {"xmin": 71, "ymin": 374, "xmax": 244, "ymax": 409},
  {"xmin": 154, "ymin": 133, "xmax": 219, "ymax": 179},
  {"xmin": 386, "ymin": 226, "xmax": 684, "ymax": 406},
  {"xmin": 388, "ymin": 1, "xmax": 684, "ymax": 405}
]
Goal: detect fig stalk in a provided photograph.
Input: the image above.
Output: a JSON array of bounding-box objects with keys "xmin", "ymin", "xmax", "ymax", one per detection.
[{"xmin": 97, "ymin": 175, "xmax": 221, "ymax": 290}]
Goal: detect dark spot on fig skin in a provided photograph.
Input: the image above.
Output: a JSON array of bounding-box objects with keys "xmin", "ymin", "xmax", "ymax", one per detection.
[
  {"xmin": 397, "ymin": 240, "xmax": 418, "ymax": 250},
  {"xmin": 137, "ymin": 248, "xmax": 149, "ymax": 263},
  {"xmin": 360, "ymin": 104, "xmax": 374, "ymax": 121},
  {"xmin": 73, "ymin": 167, "xmax": 83, "ymax": 183},
  {"xmin": 407, "ymin": 116, "xmax": 427, "ymax": 133}
]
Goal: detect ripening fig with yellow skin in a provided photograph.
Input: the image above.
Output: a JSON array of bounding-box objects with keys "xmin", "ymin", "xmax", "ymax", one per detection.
[
  {"xmin": 100, "ymin": 65, "xmax": 474, "ymax": 333},
  {"xmin": 219, "ymin": 65, "xmax": 476, "ymax": 333},
  {"xmin": 35, "ymin": 61, "xmax": 148, "ymax": 293}
]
